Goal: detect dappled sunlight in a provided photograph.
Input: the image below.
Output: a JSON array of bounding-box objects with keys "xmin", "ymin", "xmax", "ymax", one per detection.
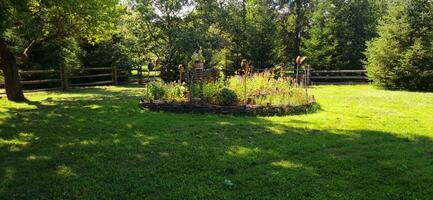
[
  {"xmin": 226, "ymin": 146, "xmax": 261, "ymax": 157},
  {"xmin": 271, "ymin": 160, "xmax": 304, "ymax": 169},
  {"xmin": 0, "ymin": 132, "xmax": 34, "ymax": 152},
  {"xmin": 56, "ymin": 165, "xmax": 76, "ymax": 177},
  {"xmin": 264, "ymin": 125, "xmax": 286, "ymax": 135},
  {"xmin": 217, "ymin": 121, "xmax": 234, "ymax": 126},
  {"xmin": 133, "ymin": 133, "xmax": 157, "ymax": 146},
  {"xmin": 26, "ymin": 154, "xmax": 51, "ymax": 161},
  {"xmin": 83, "ymin": 104, "xmax": 103, "ymax": 110},
  {"xmin": 79, "ymin": 139, "xmax": 98, "ymax": 146}
]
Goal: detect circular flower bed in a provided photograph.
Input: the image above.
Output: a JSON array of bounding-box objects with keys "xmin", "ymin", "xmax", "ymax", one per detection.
[{"xmin": 139, "ymin": 72, "xmax": 317, "ymax": 116}]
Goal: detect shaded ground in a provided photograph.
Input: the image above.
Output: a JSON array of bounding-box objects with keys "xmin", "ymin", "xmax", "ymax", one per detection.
[{"xmin": 1, "ymin": 85, "xmax": 433, "ymax": 199}]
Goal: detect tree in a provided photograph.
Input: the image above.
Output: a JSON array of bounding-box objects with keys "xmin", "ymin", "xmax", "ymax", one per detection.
[
  {"xmin": 0, "ymin": 0, "xmax": 121, "ymax": 101},
  {"xmin": 130, "ymin": 0, "xmax": 192, "ymax": 81},
  {"xmin": 214, "ymin": 0, "xmax": 279, "ymax": 69},
  {"xmin": 365, "ymin": 0, "xmax": 433, "ymax": 91},
  {"xmin": 273, "ymin": 0, "xmax": 312, "ymax": 66},
  {"xmin": 303, "ymin": 0, "xmax": 383, "ymax": 70}
]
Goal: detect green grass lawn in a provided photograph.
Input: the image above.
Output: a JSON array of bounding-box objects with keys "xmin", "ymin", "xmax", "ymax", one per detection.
[{"xmin": 1, "ymin": 85, "xmax": 433, "ymax": 199}]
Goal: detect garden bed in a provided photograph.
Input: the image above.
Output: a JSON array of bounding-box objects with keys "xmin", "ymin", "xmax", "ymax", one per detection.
[
  {"xmin": 139, "ymin": 100, "xmax": 317, "ymax": 116},
  {"xmin": 139, "ymin": 72, "xmax": 317, "ymax": 116}
]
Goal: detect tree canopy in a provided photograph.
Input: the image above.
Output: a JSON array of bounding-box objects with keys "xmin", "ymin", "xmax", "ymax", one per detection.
[
  {"xmin": 365, "ymin": 0, "xmax": 433, "ymax": 91},
  {"xmin": 0, "ymin": 0, "xmax": 122, "ymax": 101}
]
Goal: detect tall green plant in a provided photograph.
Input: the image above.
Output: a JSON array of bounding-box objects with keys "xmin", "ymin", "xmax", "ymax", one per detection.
[{"xmin": 365, "ymin": 0, "xmax": 433, "ymax": 91}]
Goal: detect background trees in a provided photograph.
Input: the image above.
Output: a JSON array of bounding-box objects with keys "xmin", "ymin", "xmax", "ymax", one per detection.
[
  {"xmin": 303, "ymin": 0, "xmax": 385, "ymax": 70},
  {"xmin": 1, "ymin": 0, "xmax": 432, "ymax": 96},
  {"xmin": 365, "ymin": 0, "xmax": 433, "ymax": 91}
]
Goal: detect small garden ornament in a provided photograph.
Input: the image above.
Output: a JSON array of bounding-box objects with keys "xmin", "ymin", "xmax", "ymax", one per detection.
[
  {"xmin": 178, "ymin": 64, "xmax": 184, "ymax": 83},
  {"xmin": 296, "ymin": 56, "xmax": 309, "ymax": 102}
]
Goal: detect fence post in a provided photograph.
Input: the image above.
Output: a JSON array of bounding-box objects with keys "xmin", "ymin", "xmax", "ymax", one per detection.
[
  {"xmin": 60, "ymin": 66, "xmax": 68, "ymax": 90},
  {"xmin": 112, "ymin": 66, "xmax": 118, "ymax": 85},
  {"xmin": 138, "ymin": 66, "xmax": 143, "ymax": 85},
  {"xmin": 306, "ymin": 66, "xmax": 311, "ymax": 86}
]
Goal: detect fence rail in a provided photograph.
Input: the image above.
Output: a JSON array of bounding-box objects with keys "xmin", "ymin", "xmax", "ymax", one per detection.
[
  {"xmin": 254, "ymin": 68, "xmax": 369, "ymax": 84},
  {"xmin": 0, "ymin": 67, "xmax": 163, "ymax": 94},
  {"xmin": 309, "ymin": 69, "xmax": 369, "ymax": 85},
  {"xmin": 19, "ymin": 69, "xmax": 58, "ymax": 74}
]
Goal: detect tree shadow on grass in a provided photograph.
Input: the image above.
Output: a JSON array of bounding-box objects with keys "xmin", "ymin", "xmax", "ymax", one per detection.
[{"xmin": 1, "ymin": 86, "xmax": 433, "ymax": 199}]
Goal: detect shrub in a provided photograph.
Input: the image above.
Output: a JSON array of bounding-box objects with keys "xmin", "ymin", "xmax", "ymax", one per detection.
[
  {"xmin": 189, "ymin": 82, "xmax": 222, "ymax": 103},
  {"xmin": 146, "ymin": 81, "xmax": 187, "ymax": 101},
  {"xmin": 214, "ymin": 88, "xmax": 238, "ymax": 106},
  {"xmin": 365, "ymin": 0, "xmax": 433, "ymax": 91}
]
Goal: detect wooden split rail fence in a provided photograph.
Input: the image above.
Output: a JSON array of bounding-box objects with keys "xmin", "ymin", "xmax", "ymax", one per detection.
[
  {"xmin": 255, "ymin": 68, "xmax": 369, "ymax": 85},
  {"xmin": 1, "ymin": 67, "xmax": 368, "ymax": 94},
  {"xmin": 0, "ymin": 67, "xmax": 161, "ymax": 94},
  {"xmin": 309, "ymin": 70, "xmax": 369, "ymax": 85}
]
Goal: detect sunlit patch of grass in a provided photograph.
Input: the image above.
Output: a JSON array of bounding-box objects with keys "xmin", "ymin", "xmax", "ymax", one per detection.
[
  {"xmin": 0, "ymin": 133, "xmax": 34, "ymax": 152},
  {"xmin": 26, "ymin": 154, "xmax": 51, "ymax": 161},
  {"xmin": 79, "ymin": 139, "xmax": 97, "ymax": 145},
  {"xmin": 226, "ymin": 146, "xmax": 261, "ymax": 157},
  {"xmin": 56, "ymin": 165, "xmax": 75, "ymax": 177},
  {"xmin": 271, "ymin": 160, "xmax": 304, "ymax": 169}
]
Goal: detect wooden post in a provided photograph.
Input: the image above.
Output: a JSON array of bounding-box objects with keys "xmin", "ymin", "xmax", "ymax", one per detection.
[
  {"xmin": 243, "ymin": 75, "xmax": 247, "ymax": 105},
  {"xmin": 178, "ymin": 64, "xmax": 184, "ymax": 83},
  {"xmin": 304, "ymin": 66, "xmax": 308, "ymax": 101},
  {"xmin": 112, "ymin": 66, "xmax": 118, "ymax": 85},
  {"xmin": 60, "ymin": 66, "xmax": 68, "ymax": 90},
  {"xmin": 138, "ymin": 66, "xmax": 143, "ymax": 85}
]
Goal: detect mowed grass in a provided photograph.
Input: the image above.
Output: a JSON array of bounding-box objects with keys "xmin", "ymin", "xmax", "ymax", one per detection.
[{"xmin": 1, "ymin": 85, "xmax": 433, "ymax": 199}]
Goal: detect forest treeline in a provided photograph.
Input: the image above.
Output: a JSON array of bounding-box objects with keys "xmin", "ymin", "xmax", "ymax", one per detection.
[{"xmin": 1, "ymin": 0, "xmax": 433, "ymax": 100}]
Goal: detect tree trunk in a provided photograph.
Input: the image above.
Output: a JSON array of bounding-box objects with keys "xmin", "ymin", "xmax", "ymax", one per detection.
[
  {"xmin": 0, "ymin": 38, "xmax": 25, "ymax": 101},
  {"xmin": 293, "ymin": 0, "xmax": 307, "ymax": 66}
]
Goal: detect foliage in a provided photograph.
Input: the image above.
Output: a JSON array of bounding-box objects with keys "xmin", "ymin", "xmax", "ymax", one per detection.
[
  {"xmin": 127, "ymin": 0, "xmax": 314, "ymax": 78},
  {"xmin": 145, "ymin": 81, "xmax": 188, "ymax": 102},
  {"xmin": 27, "ymin": 37, "xmax": 83, "ymax": 71},
  {"xmin": 214, "ymin": 87, "xmax": 238, "ymax": 106},
  {"xmin": 1, "ymin": 0, "xmax": 122, "ymax": 47},
  {"xmin": 4, "ymin": 0, "xmax": 433, "ymax": 95},
  {"xmin": 190, "ymin": 82, "xmax": 222, "ymax": 103},
  {"xmin": 365, "ymin": 0, "xmax": 433, "ymax": 91},
  {"xmin": 82, "ymin": 37, "xmax": 135, "ymax": 70},
  {"xmin": 0, "ymin": 0, "xmax": 123, "ymax": 100},
  {"xmin": 228, "ymin": 72, "xmax": 310, "ymax": 106},
  {"xmin": 303, "ymin": 0, "xmax": 385, "ymax": 70},
  {"xmin": 121, "ymin": 0, "xmax": 392, "ymax": 77}
]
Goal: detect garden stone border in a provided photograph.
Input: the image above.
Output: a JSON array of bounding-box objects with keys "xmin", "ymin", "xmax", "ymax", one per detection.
[{"xmin": 139, "ymin": 100, "xmax": 317, "ymax": 116}]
